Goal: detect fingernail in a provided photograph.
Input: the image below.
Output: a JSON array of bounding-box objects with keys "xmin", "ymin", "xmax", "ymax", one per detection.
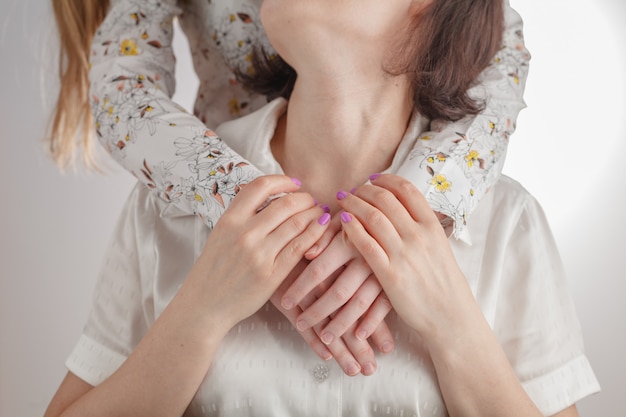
[
  {"xmin": 336, "ymin": 190, "xmax": 349, "ymax": 200},
  {"xmin": 369, "ymin": 173, "xmax": 381, "ymax": 181},
  {"xmin": 381, "ymin": 341, "xmax": 394, "ymax": 354},
  {"xmin": 340, "ymin": 212, "xmax": 352, "ymax": 223},
  {"xmin": 321, "ymin": 331, "xmax": 335, "ymax": 345},
  {"xmin": 282, "ymin": 298, "xmax": 295, "ymax": 310},
  {"xmin": 362, "ymin": 362, "xmax": 377, "ymax": 375},
  {"xmin": 318, "ymin": 213, "xmax": 331, "ymax": 226},
  {"xmin": 291, "ymin": 177, "xmax": 302, "ymax": 186},
  {"xmin": 346, "ymin": 362, "xmax": 361, "ymax": 376},
  {"xmin": 350, "ymin": 187, "xmax": 357, "ymax": 194},
  {"xmin": 356, "ymin": 329, "xmax": 367, "ymax": 341},
  {"xmin": 320, "ymin": 204, "xmax": 330, "ymax": 213},
  {"xmin": 296, "ymin": 319, "xmax": 310, "ymax": 331},
  {"xmin": 320, "ymin": 349, "xmax": 333, "ymax": 361}
]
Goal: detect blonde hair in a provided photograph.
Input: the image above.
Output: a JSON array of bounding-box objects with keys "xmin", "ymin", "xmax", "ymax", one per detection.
[{"xmin": 48, "ymin": 0, "xmax": 110, "ymax": 170}]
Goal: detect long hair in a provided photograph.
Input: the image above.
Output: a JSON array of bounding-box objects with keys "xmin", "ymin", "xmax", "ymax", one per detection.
[
  {"xmin": 48, "ymin": 0, "xmax": 110, "ymax": 170},
  {"xmin": 239, "ymin": 0, "xmax": 504, "ymax": 122}
]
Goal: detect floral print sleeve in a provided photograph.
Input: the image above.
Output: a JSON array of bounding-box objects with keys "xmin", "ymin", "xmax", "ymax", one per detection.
[
  {"xmin": 89, "ymin": 0, "xmax": 264, "ymax": 227},
  {"xmin": 92, "ymin": 0, "xmax": 529, "ymax": 237},
  {"xmin": 396, "ymin": 3, "xmax": 530, "ymax": 240}
]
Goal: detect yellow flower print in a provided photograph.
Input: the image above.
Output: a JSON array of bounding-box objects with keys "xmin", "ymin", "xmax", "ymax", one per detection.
[
  {"xmin": 465, "ymin": 150, "xmax": 480, "ymax": 168},
  {"xmin": 430, "ymin": 174, "xmax": 451, "ymax": 193},
  {"xmin": 419, "ymin": 134, "xmax": 431, "ymax": 141},
  {"xmin": 194, "ymin": 193, "xmax": 203, "ymax": 202},
  {"xmin": 141, "ymin": 31, "xmax": 149, "ymax": 40},
  {"xmin": 120, "ymin": 39, "xmax": 138, "ymax": 56},
  {"xmin": 230, "ymin": 14, "xmax": 237, "ymax": 22}
]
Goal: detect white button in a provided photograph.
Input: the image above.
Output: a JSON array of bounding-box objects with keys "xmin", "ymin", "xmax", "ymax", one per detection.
[{"xmin": 311, "ymin": 363, "xmax": 330, "ymax": 382}]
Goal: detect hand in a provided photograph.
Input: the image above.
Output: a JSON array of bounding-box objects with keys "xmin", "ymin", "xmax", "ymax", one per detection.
[
  {"xmin": 335, "ymin": 174, "xmax": 477, "ymax": 342},
  {"xmin": 270, "ymin": 260, "xmax": 380, "ymax": 376},
  {"xmin": 282, "ymin": 229, "xmax": 394, "ymax": 350},
  {"xmin": 187, "ymin": 175, "xmax": 329, "ymax": 330}
]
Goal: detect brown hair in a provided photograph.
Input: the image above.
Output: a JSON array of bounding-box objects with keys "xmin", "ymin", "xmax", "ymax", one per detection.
[
  {"xmin": 48, "ymin": 0, "xmax": 110, "ymax": 170},
  {"xmin": 240, "ymin": 0, "xmax": 504, "ymax": 122}
]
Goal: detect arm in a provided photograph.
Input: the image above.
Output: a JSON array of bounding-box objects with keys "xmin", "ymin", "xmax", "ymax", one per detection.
[
  {"xmin": 45, "ymin": 176, "xmax": 328, "ymax": 417},
  {"xmin": 89, "ymin": 0, "xmax": 263, "ymax": 225},
  {"xmin": 396, "ymin": 1, "xmax": 530, "ymax": 239},
  {"xmin": 337, "ymin": 174, "xmax": 599, "ymax": 416}
]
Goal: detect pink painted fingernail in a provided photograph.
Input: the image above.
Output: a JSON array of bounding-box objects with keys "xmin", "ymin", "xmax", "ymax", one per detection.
[
  {"xmin": 350, "ymin": 187, "xmax": 357, "ymax": 194},
  {"xmin": 340, "ymin": 212, "xmax": 352, "ymax": 223},
  {"xmin": 336, "ymin": 190, "xmax": 349, "ymax": 200},
  {"xmin": 318, "ymin": 212, "xmax": 331, "ymax": 226},
  {"xmin": 369, "ymin": 173, "xmax": 381, "ymax": 181},
  {"xmin": 320, "ymin": 204, "xmax": 331, "ymax": 213},
  {"xmin": 291, "ymin": 177, "xmax": 302, "ymax": 186}
]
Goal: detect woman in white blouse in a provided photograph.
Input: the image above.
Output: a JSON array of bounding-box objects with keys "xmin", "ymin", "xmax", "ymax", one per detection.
[
  {"xmin": 45, "ymin": 0, "xmax": 599, "ymax": 416},
  {"xmin": 50, "ymin": 0, "xmax": 531, "ymax": 376}
]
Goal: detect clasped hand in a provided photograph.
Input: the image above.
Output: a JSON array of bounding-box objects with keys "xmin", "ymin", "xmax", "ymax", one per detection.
[{"xmin": 194, "ymin": 174, "xmax": 464, "ymax": 377}]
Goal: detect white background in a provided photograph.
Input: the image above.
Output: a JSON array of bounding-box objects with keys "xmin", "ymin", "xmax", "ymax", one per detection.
[{"xmin": 1, "ymin": 0, "xmax": 624, "ymax": 415}]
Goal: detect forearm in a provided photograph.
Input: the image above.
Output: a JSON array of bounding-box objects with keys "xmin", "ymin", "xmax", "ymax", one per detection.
[
  {"xmin": 89, "ymin": 0, "xmax": 263, "ymax": 223},
  {"xmin": 59, "ymin": 276, "xmax": 229, "ymax": 417},
  {"xmin": 427, "ymin": 302, "xmax": 542, "ymax": 417}
]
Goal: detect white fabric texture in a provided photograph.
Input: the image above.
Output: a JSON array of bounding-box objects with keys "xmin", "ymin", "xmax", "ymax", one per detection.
[{"xmin": 67, "ymin": 99, "xmax": 599, "ymax": 416}]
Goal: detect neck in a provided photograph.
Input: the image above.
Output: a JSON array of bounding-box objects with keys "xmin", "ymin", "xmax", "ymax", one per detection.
[{"xmin": 272, "ymin": 66, "xmax": 413, "ymax": 211}]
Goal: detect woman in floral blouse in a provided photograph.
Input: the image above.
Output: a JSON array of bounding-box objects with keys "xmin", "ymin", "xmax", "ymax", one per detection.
[{"xmin": 49, "ymin": 0, "xmax": 529, "ymax": 376}]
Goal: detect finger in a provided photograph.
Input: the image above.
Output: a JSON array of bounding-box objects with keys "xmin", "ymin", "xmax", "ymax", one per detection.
[
  {"xmin": 339, "ymin": 211, "xmax": 390, "ymax": 275},
  {"xmin": 304, "ymin": 214, "xmax": 341, "ymax": 260},
  {"xmin": 354, "ymin": 291, "xmax": 393, "ymax": 341},
  {"xmin": 281, "ymin": 233, "xmax": 356, "ymax": 310},
  {"xmin": 254, "ymin": 191, "xmax": 318, "ymax": 237},
  {"xmin": 318, "ymin": 274, "xmax": 382, "ymax": 342},
  {"xmin": 272, "ymin": 207, "xmax": 330, "ymax": 279},
  {"xmin": 339, "ymin": 322, "xmax": 378, "ymax": 376},
  {"xmin": 336, "ymin": 191, "xmax": 400, "ymax": 251},
  {"xmin": 369, "ymin": 174, "xmax": 439, "ymax": 226},
  {"xmin": 295, "ymin": 259, "xmax": 371, "ymax": 332},
  {"xmin": 369, "ymin": 319, "xmax": 396, "ymax": 354},
  {"xmin": 269, "ymin": 291, "xmax": 332, "ymax": 361},
  {"xmin": 296, "ymin": 288, "xmax": 364, "ymax": 376},
  {"xmin": 229, "ymin": 175, "xmax": 303, "ymax": 216},
  {"xmin": 311, "ymin": 320, "xmax": 364, "ymax": 376}
]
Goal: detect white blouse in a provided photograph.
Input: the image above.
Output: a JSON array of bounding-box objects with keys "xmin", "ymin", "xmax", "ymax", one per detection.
[{"xmin": 67, "ymin": 99, "xmax": 599, "ymax": 417}]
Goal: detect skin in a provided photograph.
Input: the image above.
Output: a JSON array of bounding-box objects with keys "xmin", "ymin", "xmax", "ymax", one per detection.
[
  {"xmin": 45, "ymin": 0, "xmax": 583, "ymax": 415},
  {"xmin": 337, "ymin": 174, "xmax": 579, "ymax": 417}
]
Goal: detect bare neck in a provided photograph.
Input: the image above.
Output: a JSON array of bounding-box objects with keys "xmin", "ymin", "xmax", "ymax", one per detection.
[{"xmin": 271, "ymin": 70, "xmax": 413, "ymax": 210}]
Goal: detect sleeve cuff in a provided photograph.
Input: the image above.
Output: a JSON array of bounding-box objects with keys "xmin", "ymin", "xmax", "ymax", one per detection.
[
  {"xmin": 65, "ymin": 334, "xmax": 128, "ymax": 386},
  {"xmin": 522, "ymin": 355, "xmax": 601, "ymax": 416}
]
